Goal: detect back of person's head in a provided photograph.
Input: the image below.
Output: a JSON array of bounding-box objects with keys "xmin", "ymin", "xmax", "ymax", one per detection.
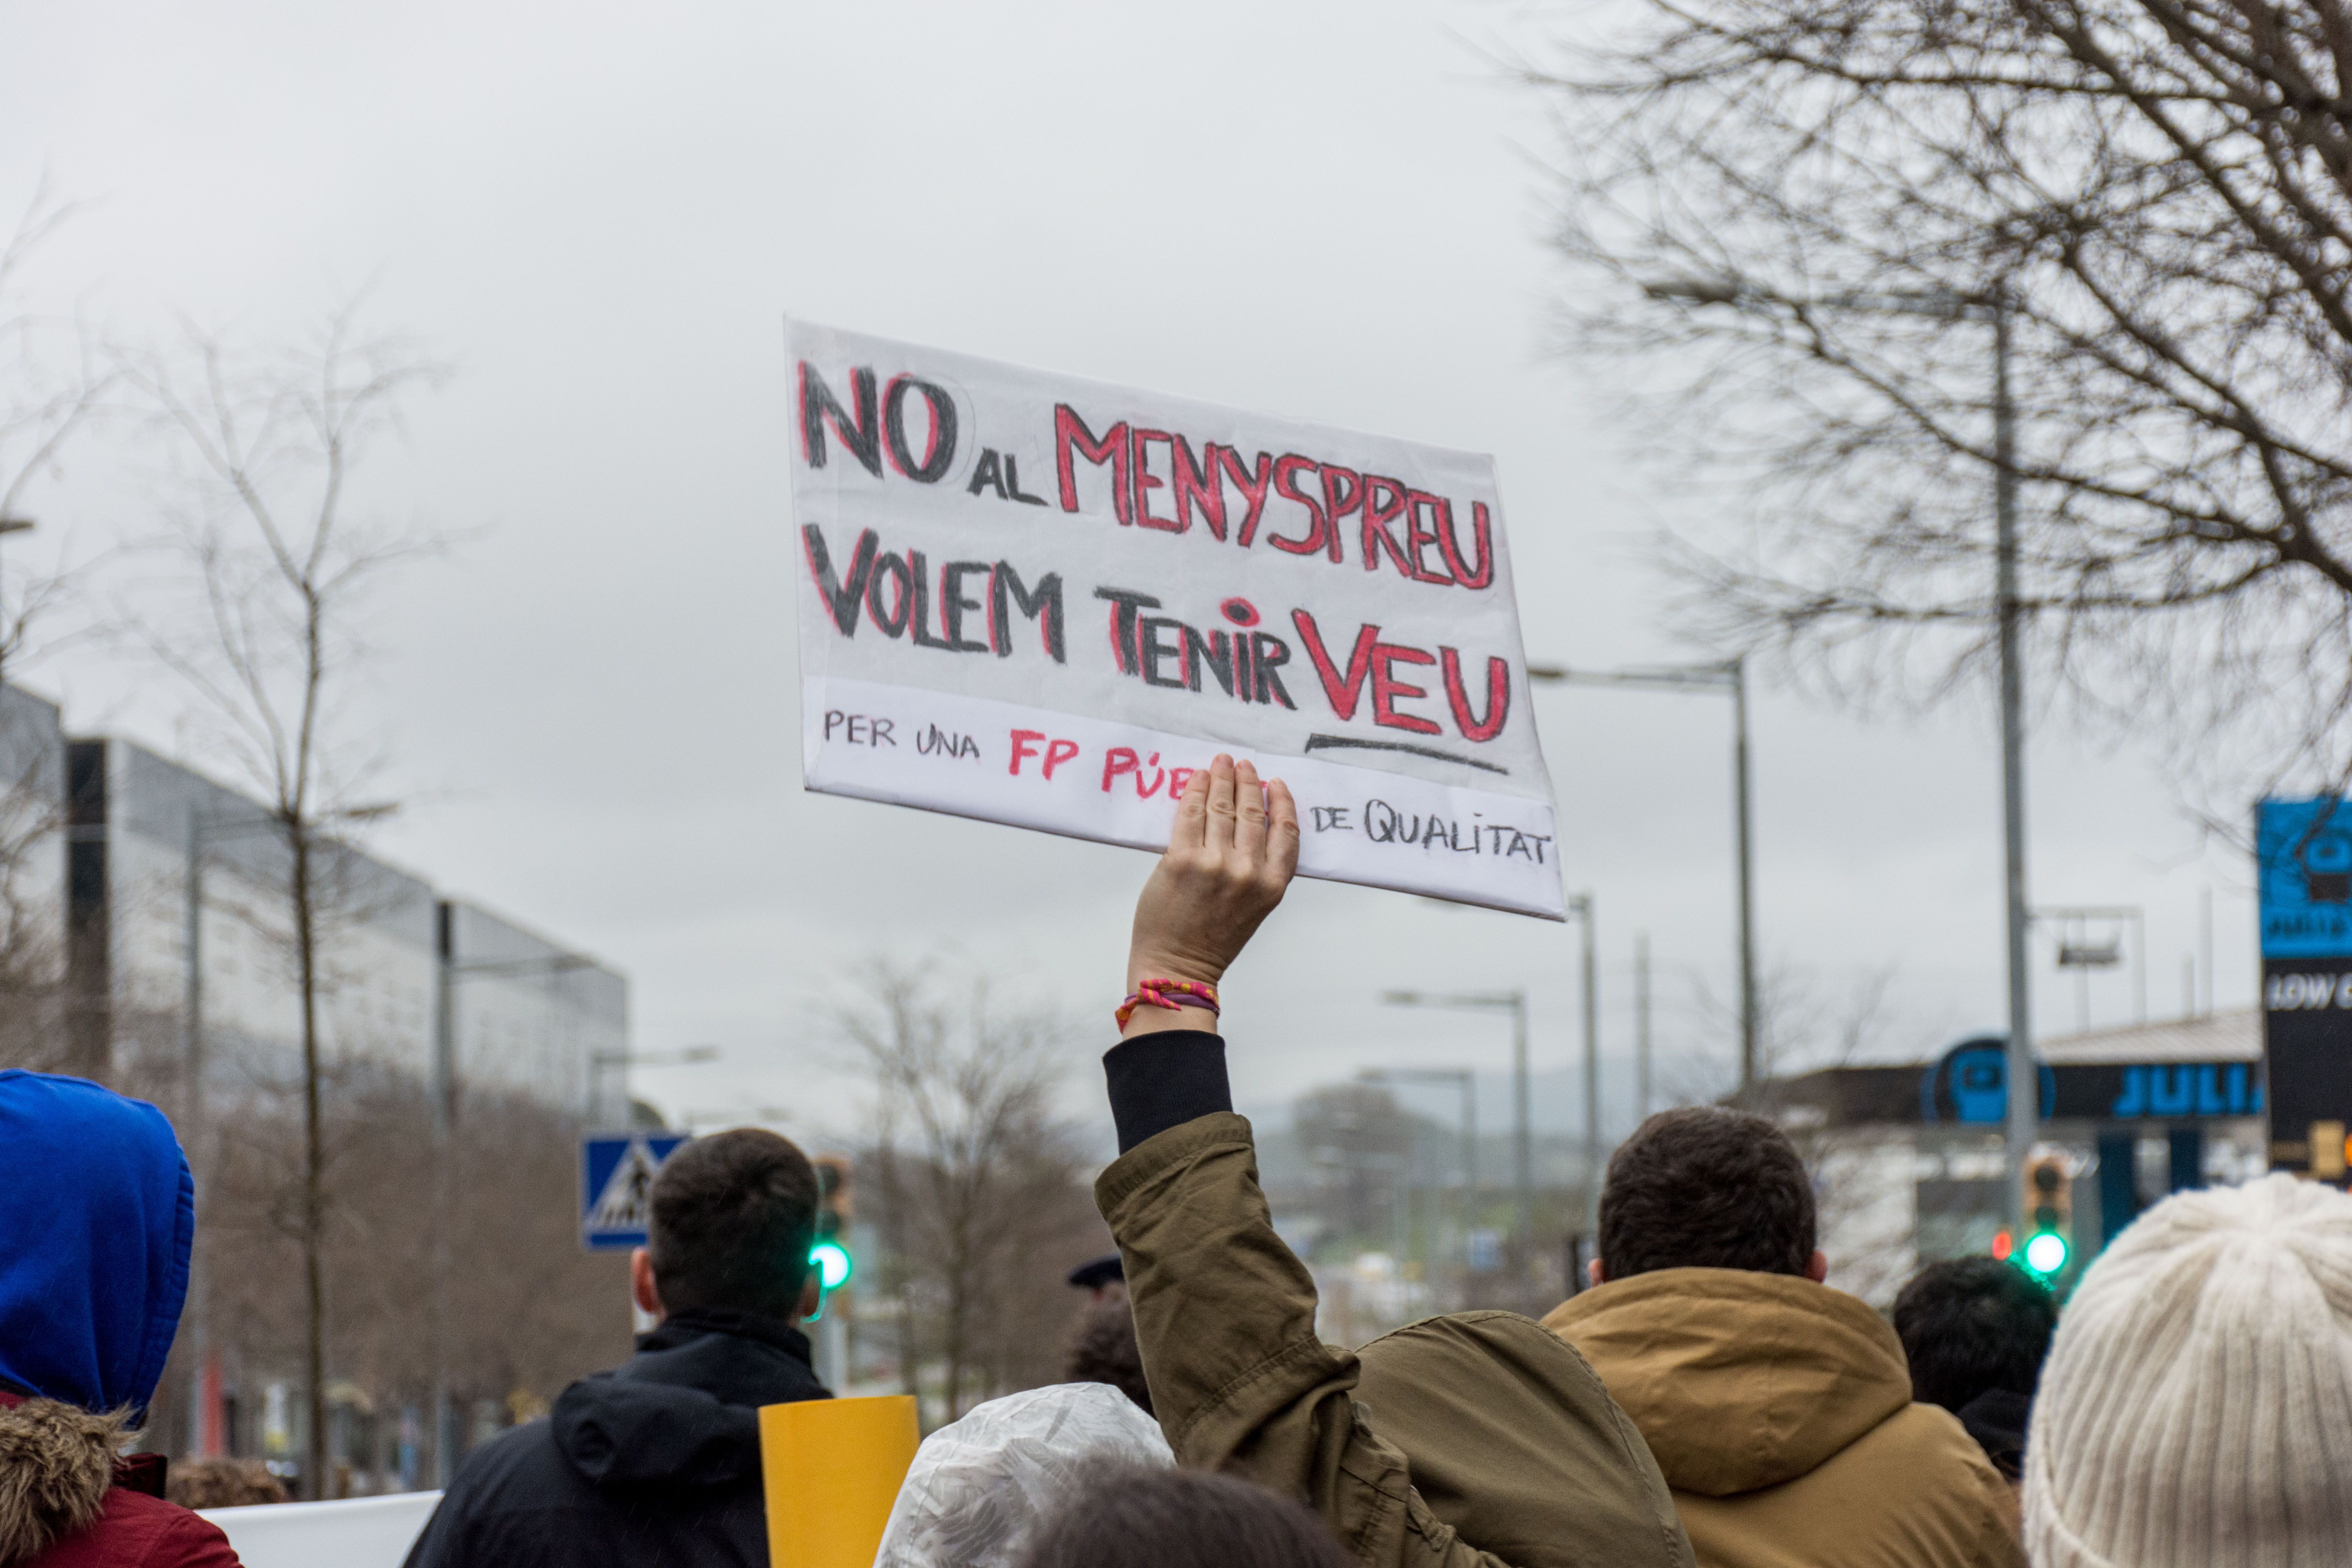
[
  {"xmin": 648, "ymin": 1127, "xmax": 819, "ymax": 1319},
  {"xmin": 1064, "ymin": 1299, "xmax": 1152, "ymax": 1414},
  {"xmin": 1597, "ymin": 1106, "xmax": 1814, "ymax": 1279},
  {"xmin": 0, "ymin": 1071, "xmax": 192, "ymax": 1416},
  {"xmin": 1893, "ymin": 1256, "xmax": 2056, "ymax": 1412},
  {"xmin": 2023, "ymin": 1173, "xmax": 2352, "ymax": 1567},
  {"xmin": 1014, "ymin": 1464, "xmax": 1353, "ymax": 1568},
  {"xmin": 166, "ymin": 1457, "xmax": 289, "ymax": 1510},
  {"xmin": 876, "ymin": 1384, "xmax": 1172, "ymax": 1568}
]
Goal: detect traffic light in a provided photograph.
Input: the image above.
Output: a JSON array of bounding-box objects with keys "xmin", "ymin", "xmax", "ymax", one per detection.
[
  {"xmin": 2019, "ymin": 1153, "xmax": 2072, "ymax": 1278},
  {"xmin": 810, "ymin": 1153, "xmax": 854, "ymax": 1292}
]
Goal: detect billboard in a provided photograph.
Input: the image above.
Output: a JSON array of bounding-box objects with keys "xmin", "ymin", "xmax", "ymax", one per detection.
[{"xmin": 2258, "ymin": 799, "xmax": 2352, "ymax": 1177}]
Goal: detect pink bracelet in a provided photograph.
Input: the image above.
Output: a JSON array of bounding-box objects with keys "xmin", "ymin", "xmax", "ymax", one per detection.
[{"xmin": 1116, "ymin": 978, "xmax": 1221, "ymax": 1031}]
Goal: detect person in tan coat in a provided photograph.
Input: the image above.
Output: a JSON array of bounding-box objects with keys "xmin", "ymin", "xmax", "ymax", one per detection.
[
  {"xmin": 1544, "ymin": 1108, "xmax": 2023, "ymax": 1568},
  {"xmin": 1094, "ymin": 755, "xmax": 1694, "ymax": 1568}
]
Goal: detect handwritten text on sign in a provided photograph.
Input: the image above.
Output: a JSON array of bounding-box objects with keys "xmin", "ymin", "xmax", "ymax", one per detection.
[{"xmin": 788, "ymin": 322, "xmax": 1562, "ymax": 918}]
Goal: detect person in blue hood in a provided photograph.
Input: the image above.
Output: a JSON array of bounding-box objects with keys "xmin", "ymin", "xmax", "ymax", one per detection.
[
  {"xmin": 402, "ymin": 1125, "xmax": 831, "ymax": 1568},
  {"xmin": 0, "ymin": 1069, "xmax": 241, "ymax": 1567}
]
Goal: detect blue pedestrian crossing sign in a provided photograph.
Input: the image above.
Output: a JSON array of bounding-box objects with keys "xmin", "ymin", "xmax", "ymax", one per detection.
[{"xmin": 581, "ymin": 1132, "xmax": 690, "ymax": 1252}]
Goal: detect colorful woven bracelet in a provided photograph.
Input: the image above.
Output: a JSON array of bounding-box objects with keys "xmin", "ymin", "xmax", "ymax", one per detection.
[{"xmin": 1115, "ymin": 978, "xmax": 1221, "ymax": 1031}]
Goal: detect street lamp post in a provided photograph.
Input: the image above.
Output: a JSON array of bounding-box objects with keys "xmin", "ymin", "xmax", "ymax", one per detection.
[
  {"xmin": 1642, "ymin": 273, "xmax": 2035, "ymax": 1227},
  {"xmin": 1528, "ymin": 661, "xmax": 1756, "ymax": 1087},
  {"xmin": 428, "ymin": 924, "xmax": 610, "ymax": 1488},
  {"xmin": 1567, "ymin": 896, "xmax": 1598, "ymax": 1232},
  {"xmin": 1382, "ymin": 990, "xmax": 1528, "ymax": 1297}
]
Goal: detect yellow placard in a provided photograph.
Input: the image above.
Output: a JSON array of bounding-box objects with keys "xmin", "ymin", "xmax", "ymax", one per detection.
[{"xmin": 760, "ymin": 1394, "xmax": 921, "ymax": 1568}]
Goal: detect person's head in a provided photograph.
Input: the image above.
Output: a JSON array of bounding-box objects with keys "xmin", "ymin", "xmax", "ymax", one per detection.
[
  {"xmin": 1014, "ymin": 1464, "xmax": 1354, "ymax": 1568},
  {"xmin": 630, "ymin": 1127, "xmax": 821, "ymax": 1325},
  {"xmin": 1064, "ymin": 1299, "xmax": 1151, "ymax": 1414},
  {"xmin": 1592, "ymin": 1106, "xmax": 1823, "ymax": 1285},
  {"xmin": 2023, "ymin": 1173, "xmax": 2352, "ymax": 1567},
  {"xmin": 1893, "ymin": 1256, "xmax": 2057, "ymax": 1412},
  {"xmin": 166, "ymin": 1458, "xmax": 289, "ymax": 1510},
  {"xmin": 0, "ymin": 1072, "xmax": 192, "ymax": 1416}
]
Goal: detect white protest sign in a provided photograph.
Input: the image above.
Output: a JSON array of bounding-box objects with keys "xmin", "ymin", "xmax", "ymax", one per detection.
[{"xmin": 788, "ymin": 322, "xmax": 1564, "ymax": 920}]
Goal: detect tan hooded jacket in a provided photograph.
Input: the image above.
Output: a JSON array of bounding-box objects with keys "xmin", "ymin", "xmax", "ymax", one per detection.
[
  {"xmin": 1543, "ymin": 1271, "xmax": 2023, "ymax": 1568},
  {"xmin": 1098, "ymin": 1112, "xmax": 1693, "ymax": 1568}
]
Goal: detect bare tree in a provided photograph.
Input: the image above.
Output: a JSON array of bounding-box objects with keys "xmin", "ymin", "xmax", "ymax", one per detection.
[
  {"xmin": 116, "ymin": 307, "xmax": 446, "ymax": 1496},
  {"xmin": 837, "ymin": 960, "xmax": 1104, "ymax": 1426},
  {"xmin": 1545, "ymin": 1, "xmax": 2352, "ymax": 801}
]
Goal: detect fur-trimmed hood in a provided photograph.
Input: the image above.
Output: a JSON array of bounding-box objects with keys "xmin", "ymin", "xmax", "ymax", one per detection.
[{"xmin": 0, "ymin": 1397, "xmax": 128, "ymax": 1567}]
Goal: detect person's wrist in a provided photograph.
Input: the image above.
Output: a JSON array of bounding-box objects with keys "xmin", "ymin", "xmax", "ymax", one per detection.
[{"xmin": 1119, "ymin": 955, "xmax": 1224, "ymax": 1040}]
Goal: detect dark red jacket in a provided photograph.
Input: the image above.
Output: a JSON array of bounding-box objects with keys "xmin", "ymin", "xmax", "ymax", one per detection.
[{"xmin": 0, "ymin": 1392, "xmax": 240, "ymax": 1568}]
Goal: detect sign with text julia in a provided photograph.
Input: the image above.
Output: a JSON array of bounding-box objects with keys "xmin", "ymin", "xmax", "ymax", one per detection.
[{"xmin": 787, "ymin": 322, "xmax": 1564, "ymax": 919}]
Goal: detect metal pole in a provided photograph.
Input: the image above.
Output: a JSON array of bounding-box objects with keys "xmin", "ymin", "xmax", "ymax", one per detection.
[
  {"xmin": 1635, "ymin": 932, "xmax": 1651, "ymax": 1121},
  {"xmin": 183, "ymin": 810, "xmax": 209, "ymax": 1458},
  {"xmin": 1578, "ymin": 897, "xmax": 1600, "ymax": 1232},
  {"xmin": 2199, "ymin": 886, "xmax": 2214, "ymax": 1018},
  {"xmin": 431, "ymin": 901, "xmax": 456, "ymax": 1487},
  {"xmin": 1995, "ymin": 291, "xmax": 2038, "ymax": 1229},
  {"xmin": 1510, "ymin": 990, "xmax": 1531, "ymax": 1301},
  {"xmin": 1732, "ymin": 658, "xmax": 1759, "ymax": 1089}
]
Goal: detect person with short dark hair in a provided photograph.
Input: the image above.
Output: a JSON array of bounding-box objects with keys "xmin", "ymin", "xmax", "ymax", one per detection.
[
  {"xmin": 1063, "ymin": 1298, "xmax": 1151, "ymax": 1415},
  {"xmin": 165, "ymin": 1459, "xmax": 288, "ymax": 1511},
  {"xmin": 1092, "ymin": 757, "xmax": 1694, "ymax": 1568},
  {"xmin": 1014, "ymin": 1464, "xmax": 1355, "ymax": 1568},
  {"xmin": 1543, "ymin": 1108, "xmax": 2022, "ymax": 1567},
  {"xmin": 1893, "ymin": 1258, "xmax": 2057, "ymax": 1480},
  {"xmin": 403, "ymin": 1127, "xmax": 831, "ymax": 1568}
]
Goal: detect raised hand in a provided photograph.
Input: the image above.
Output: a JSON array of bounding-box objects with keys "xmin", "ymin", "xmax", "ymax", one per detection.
[{"xmin": 1122, "ymin": 754, "xmax": 1301, "ymax": 1038}]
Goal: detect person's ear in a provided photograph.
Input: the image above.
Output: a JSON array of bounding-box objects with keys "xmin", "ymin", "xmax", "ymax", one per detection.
[
  {"xmin": 1587, "ymin": 1257, "xmax": 1606, "ymax": 1287},
  {"xmin": 799, "ymin": 1271, "xmax": 822, "ymax": 1322},
  {"xmin": 1806, "ymin": 1249, "xmax": 1829, "ymax": 1283},
  {"xmin": 630, "ymin": 1248, "xmax": 664, "ymax": 1320}
]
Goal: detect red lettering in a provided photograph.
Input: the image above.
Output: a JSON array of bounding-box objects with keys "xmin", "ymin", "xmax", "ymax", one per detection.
[
  {"xmin": 1044, "ymin": 738, "xmax": 1081, "ymax": 779},
  {"xmin": 1009, "ymin": 730, "xmax": 1045, "ymax": 776},
  {"xmin": 1437, "ymin": 500, "xmax": 1495, "ymax": 590},
  {"xmin": 1361, "ymin": 476, "xmax": 1413, "ymax": 576},
  {"xmin": 1216, "ymin": 446, "xmax": 1276, "ymax": 547},
  {"xmin": 1370, "ymin": 643, "xmax": 1442, "ymax": 735},
  {"xmin": 1265, "ymin": 456, "xmax": 1329, "ymax": 556},
  {"xmin": 1172, "ymin": 436, "xmax": 1225, "ymax": 541},
  {"xmin": 1291, "ymin": 609, "xmax": 1381, "ymax": 722},
  {"xmin": 1131, "ymin": 430, "xmax": 1181, "ymax": 532},
  {"xmin": 1054, "ymin": 405, "xmax": 1131, "ymax": 522},
  {"xmin": 1405, "ymin": 492, "xmax": 1456, "ymax": 585},
  {"xmin": 1317, "ymin": 466, "xmax": 1361, "ymax": 566},
  {"xmin": 1102, "ymin": 746, "xmax": 1140, "ymax": 791},
  {"xmin": 1167, "ymin": 766, "xmax": 1196, "ymax": 799},
  {"xmin": 1442, "ymin": 648, "xmax": 1510, "ymax": 742}
]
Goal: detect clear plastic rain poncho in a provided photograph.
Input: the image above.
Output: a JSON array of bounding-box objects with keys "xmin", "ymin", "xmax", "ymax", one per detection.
[{"xmin": 872, "ymin": 1382, "xmax": 1174, "ymax": 1568}]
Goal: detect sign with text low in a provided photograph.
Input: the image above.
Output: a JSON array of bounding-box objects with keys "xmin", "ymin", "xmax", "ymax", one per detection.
[
  {"xmin": 2259, "ymin": 799, "xmax": 2352, "ymax": 1175},
  {"xmin": 787, "ymin": 321, "xmax": 1563, "ymax": 919}
]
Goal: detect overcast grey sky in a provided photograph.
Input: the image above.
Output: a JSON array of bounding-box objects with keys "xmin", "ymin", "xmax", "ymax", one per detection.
[{"xmin": 3, "ymin": 0, "xmax": 2257, "ymax": 1143}]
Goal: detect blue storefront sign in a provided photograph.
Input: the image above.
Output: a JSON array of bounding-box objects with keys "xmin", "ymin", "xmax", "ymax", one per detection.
[
  {"xmin": 1920, "ymin": 1036, "xmax": 2258, "ymax": 1124},
  {"xmin": 2258, "ymin": 799, "xmax": 2352, "ymax": 959},
  {"xmin": 2259, "ymin": 799, "xmax": 2352, "ymax": 1176}
]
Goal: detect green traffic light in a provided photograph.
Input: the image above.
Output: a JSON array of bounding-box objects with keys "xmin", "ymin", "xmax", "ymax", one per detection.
[
  {"xmin": 811, "ymin": 1239, "xmax": 853, "ymax": 1290},
  {"xmin": 2022, "ymin": 1230, "xmax": 2069, "ymax": 1276}
]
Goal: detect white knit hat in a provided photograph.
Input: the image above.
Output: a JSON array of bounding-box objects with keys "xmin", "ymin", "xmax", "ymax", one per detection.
[{"xmin": 2022, "ymin": 1171, "xmax": 2352, "ymax": 1567}]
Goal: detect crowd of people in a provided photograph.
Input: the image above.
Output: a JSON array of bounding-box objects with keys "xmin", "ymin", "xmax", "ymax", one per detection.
[{"xmin": 6, "ymin": 753, "xmax": 2352, "ymax": 1566}]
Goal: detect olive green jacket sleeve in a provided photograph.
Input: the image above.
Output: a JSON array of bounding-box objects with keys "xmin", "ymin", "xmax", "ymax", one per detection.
[{"xmin": 1095, "ymin": 1111, "xmax": 1525, "ymax": 1568}]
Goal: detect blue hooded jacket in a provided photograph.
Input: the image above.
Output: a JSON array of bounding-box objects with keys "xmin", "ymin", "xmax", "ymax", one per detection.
[{"xmin": 0, "ymin": 1071, "xmax": 194, "ymax": 1416}]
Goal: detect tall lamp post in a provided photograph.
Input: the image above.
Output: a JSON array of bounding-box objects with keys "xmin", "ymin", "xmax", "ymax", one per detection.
[
  {"xmin": 1642, "ymin": 273, "xmax": 2034, "ymax": 1225},
  {"xmin": 1382, "ymin": 991, "xmax": 1528, "ymax": 1298},
  {"xmin": 428, "ymin": 924, "xmax": 617, "ymax": 1487},
  {"xmin": 1528, "ymin": 661, "xmax": 1755, "ymax": 1089}
]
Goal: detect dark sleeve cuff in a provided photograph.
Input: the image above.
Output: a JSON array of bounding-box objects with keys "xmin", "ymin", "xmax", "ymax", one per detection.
[{"xmin": 1103, "ymin": 1031, "xmax": 1231, "ymax": 1153}]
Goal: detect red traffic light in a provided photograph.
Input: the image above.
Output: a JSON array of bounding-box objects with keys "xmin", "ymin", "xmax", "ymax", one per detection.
[{"xmin": 1991, "ymin": 1229, "xmax": 2013, "ymax": 1261}]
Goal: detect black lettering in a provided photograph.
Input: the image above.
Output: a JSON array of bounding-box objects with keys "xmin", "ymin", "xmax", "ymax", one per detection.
[
  {"xmin": 884, "ymin": 376, "xmax": 958, "ymax": 482},
  {"xmin": 942, "ymin": 562, "xmax": 992, "ymax": 652},
  {"xmin": 990, "ymin": 565, "xmax": 1066, "ymax": 663},
  {"xmin": 1184, "ymin": 626, "xmax": 1234, "ymax": 696},
  {"xmin": 865, "ymin": 553, "xmax": 912, "ymax": 638},
  {"xmin": 1364, "ymin": 799, "xmax": 1400, "ymax": 842},
  {"xmin": 1005, "ymin": 455, "xmax": 1048, "ymax": 505},
  {"xmin": 802, "ymin": 524, "xmax": 880, "ymax": 637},
  {"xmin": 799, "ymin": 363, "xmax": 881, "ymax": 477},
  {"xmin": 1253, "ymin": 632, "xmax": 1296, "ymax": 710},
  {"xmin": 1093, "ymin": 587, "xmax": 1162, "ymax": 677},
  {"xmin": 1140, "ymin": 617, "xmax": 1188, "ymax": 688},
  {"xmin": 966, "ymin": 448, "xmax": 1009, "ymax": 499},
  {"xmin": 907, "ymin": 551, "xmax": 953, "ymax": 648}
]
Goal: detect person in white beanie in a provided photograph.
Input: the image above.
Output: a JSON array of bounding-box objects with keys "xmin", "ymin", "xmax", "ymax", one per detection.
[{"xmin": 2023, "ymin": 1170, "xmax": 2352, "ymax": 1567}]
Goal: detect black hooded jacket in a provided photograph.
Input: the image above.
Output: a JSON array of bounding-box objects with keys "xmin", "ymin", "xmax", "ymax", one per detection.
[{"xmin": 402, "ymin": 1310, "xmax": 831, "ymax": 1568}]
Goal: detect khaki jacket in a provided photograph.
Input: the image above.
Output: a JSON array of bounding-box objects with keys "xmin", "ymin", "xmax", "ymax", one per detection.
[
  {"xmin": 1098, "ymin": 1113, "xmax": 1693, "ymax": 1568},
  {"xmin": 1543, "ymin": 1271, "xmax": 2024, "ymax": 1568}
]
